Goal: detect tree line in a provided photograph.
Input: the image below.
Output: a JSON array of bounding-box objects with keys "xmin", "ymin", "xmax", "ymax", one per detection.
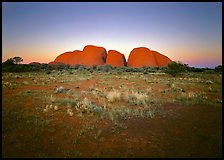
[{"xmin": 2, "ymin": 56, "xmax": 222, "ymax": 76}]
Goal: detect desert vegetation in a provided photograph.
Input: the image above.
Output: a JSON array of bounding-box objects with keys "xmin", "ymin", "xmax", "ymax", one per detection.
[{"xmin": 2, "ymin": 59, "xmax": 222, "ymax": 158}]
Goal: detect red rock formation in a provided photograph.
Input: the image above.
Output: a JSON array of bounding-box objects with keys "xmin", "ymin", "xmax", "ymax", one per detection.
[
  {"xmin": 151, "ymin": 50, "xmax": 172, "ymax": 66},
  {"xmin": 51, "ymin": 45, "xmax": 107, "ymax": 66},
  {"xmin": 54, "ymin": 50, "xmax": 83, "ymax": 66},
  {"xmin": 106, "ymin": 50, "xmax": 127, "ymax": 67},
  {"xmin": 82, "ymin": 45, "xmax": 107, "ymax": 67},
  {"xmin": 127, "ymin": 47, "xmax": 172, "ymax": 67},
  {"xmin": 50, "ymin": 45, "xmax": 171, "ymax": 67}
]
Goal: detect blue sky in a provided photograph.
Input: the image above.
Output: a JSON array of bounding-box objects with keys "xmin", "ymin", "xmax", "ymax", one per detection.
[{"xmin": 2, "ymin": 2, "xmax": 222, "ymax": 68}]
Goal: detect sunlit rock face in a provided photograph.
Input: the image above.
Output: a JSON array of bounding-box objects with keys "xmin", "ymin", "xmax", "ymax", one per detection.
[
  {"xmin": 51, "ymin": 45, "xmax": 107, "ymax": 67},
  {"xmin": 127, "ymin": 47, "xmax": 172, "ymax": 67},
  {"xmin": 53, "ymin": 50, "xmax": 83, "ymax": 66},
  {"xmin": 106, "ymin": 50, "xmax": 127, "ymax": 67},
  {"xmin": 82, "ymin": 45, "xmax": 107, "ymax": 67},
  {"xmin": 50, "ymin": 45, "xmax": 171, "ymax": 68},
  {"xmin": 151, "ymin": 50, "xmax": 172, "ymax": 66}
]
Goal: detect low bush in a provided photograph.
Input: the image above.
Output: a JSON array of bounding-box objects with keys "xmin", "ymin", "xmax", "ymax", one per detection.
[
  {"xmin": 125, "ymin": 92, "xmax": 148, "ymax": 106},
  {"xmin": 214, "ymin": 65, "xmax": 222, "ymax": 72},
  {"xmin": 165, "ymin": 61, "xmax": 188, "ymax": 77},
  {"xmin": 107, "ymin": 90, "xmax": 121, "ymax": 103}
]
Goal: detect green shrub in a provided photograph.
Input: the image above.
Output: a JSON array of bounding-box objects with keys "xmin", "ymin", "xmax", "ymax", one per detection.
[
  {"xmin": 125, "ymin": 92, "xmax": 148, "ymax": 106},
  {"xmin": 76, "ymin": 98, "xmax": 104, "ymax": 116},
  {"xmin": 189, "ymin": 67, "xmax": 204, "ymax": 72},
  {"xmin": 55, "ymin": 98, "xmax": 77, "ymax": 107},
  {"xmin": 100, "ymin": 64, "xmax": 112, "ymax": 72},
  {"xmin": 214, "ymin": 65, "xmax": 222, "ymax": 72},
  {"xmin": 107, "ymin": 90, "xmax": 121, "ymax": 103},
  {"xmin": 165, "ymin": 61, "xmax": 188, "ymax": 77},
  {"xmin": 91, "ymin": 65, "xmax": 98, "ymax": 70},
  {"xmin": 2, "ymin": 64, "xmax": 37, "ymax": 72},
  {"xmin": 115, "ymin": 66, "xmax": 127, "ymax": 72}
]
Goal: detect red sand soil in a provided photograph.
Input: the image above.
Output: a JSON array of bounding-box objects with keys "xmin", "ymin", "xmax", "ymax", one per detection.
[{"xmin": 2, "ymin": 73, "xmax": 222, "ymax": 158}]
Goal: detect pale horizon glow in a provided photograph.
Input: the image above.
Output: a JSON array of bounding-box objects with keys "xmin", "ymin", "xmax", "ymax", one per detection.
[{"xmin": 2, "ymin": 2, "xmax": 222, "ymax": 68}]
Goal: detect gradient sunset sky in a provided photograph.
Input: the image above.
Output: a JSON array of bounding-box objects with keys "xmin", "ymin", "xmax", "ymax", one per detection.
[{"xmin": 2, "ymin": 2, "xmax": 222, "ymax": 68}]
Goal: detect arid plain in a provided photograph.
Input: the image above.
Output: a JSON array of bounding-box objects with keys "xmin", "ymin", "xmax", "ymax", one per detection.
[{"xmin": 2, "ymin": 66, "xmax": 222, "ymax": 158}]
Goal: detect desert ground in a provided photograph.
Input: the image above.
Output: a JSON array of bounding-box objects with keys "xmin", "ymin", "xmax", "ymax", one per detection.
[{"xmin": 2, "ymin": 68, "xmax": 222, "ymax": 158}]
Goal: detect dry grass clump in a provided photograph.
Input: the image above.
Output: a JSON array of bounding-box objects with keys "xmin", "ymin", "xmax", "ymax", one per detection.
[
  {"xmin": 187, "ymin": 92, "xmax": 197, "ymax": 98},
  {"xmin": 49, "ymin": 95, "xmax": 56, "ymax": 103},
  {"xmin": 125, "ymin": 91, "xmax": 148, "ymax": 106},
  {"xmin": 3, "ymin": 81, "xmax": 18, "ymax": 90},
  {"xmin": 108, "ymin": 105, "xmax": 157, "ymax": 121},
  {"xmin": 22, "ymin": 81, "xmax": 29, "ymax": 85},
  {"xmin": 176, "ymin": 91, "xmax": 211, "ymax": 105},
  {"xmin": 54, "ymin": 105, "xmax": 58, "ymax": 110},
  {"xmin": 54, "ymin": 86, "xmax": 65, "ymax": 93},
  {"xmin": 107, "ymin": 90, "xmax": 121, "ymax": 103},
  {"xmin": 75, "ymin": 98, "xmax": 104, "ymax": 116},
  {"xmin": 67, "ymin": 106, "xmax": 74, "ymax": 116},
  {"xmin": 55, "ymin": 98, "xmax": 77, "ymax": 108},
  {"xmin": 43, "ymin": 104, "xmax": 59, "ymax": 112},
  {"xmin": 90, "ymin": 88, "xmax": 106, "ymax": 98},
  {"xmin": 66, "ymin": 89, "xmax": 76, "ymax": 96},
  {"xmin": 146, "ymin": 87, "xmax": 152, "ymax": 93},
  {"xmin": 76, "ymin": 98, "xmax": 91, "ymax": 110},
  {"xmin": 205, "ymin": 80, "xmax": 213, "ymax": 84}
]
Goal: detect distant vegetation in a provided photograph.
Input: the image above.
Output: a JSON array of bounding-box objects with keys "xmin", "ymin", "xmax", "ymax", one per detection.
[
  {"xmin": 2, "ymin": 57, "xmax": 222, "ymax": 74},
  {"xmin": 214, "ymin": 65, "xmax": 222, "ymax": 72},
  {"xmin": 165, "ymin": 61, "xmax": 189, "ymax": 77},
  {"xmin": 4, "ymin": 56, "xmax": 23, "ymax": 65}
]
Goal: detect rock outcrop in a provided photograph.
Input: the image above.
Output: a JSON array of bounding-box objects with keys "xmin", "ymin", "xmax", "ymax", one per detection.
[
  {"xmin": 127, "ymin": 47, "xmax": 172, "ymax": 67},
  {"xmin": 82, "ymin": 45, "xmax": 107, "ymax": 67},
  {"xmin": 52, "ymin": 45, "xmax": 107, "ymax": 67},
  {"xmin": 50, "ymin": 45, "xmax": 171, "ymax": 68},
  {"xmin": 106, "ymin": 50, "xmax": 127, "ymax": 67},
  {"xmin": 151, "ymin": 50, "xmax": 172, "ymax": 66},
  {"xmin": 54, "ymin": 50, "xmax": 83, "ymax": 66}
]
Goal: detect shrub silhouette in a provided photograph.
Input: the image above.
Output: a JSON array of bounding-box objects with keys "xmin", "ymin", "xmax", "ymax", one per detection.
[
  {"xmin": 4, "ymin": 56, "xmax": 23, "ymax": 65},
  {"xmin": 13, "ymin": 57, "xmax": 23, "ymax": 64},
  {"xmin": 214, "ymin": 65, "xmax": 222, "ymax": 72},
  {"xmin": 3, "ymin": 58, "xmax": 15, "ymax": 65}
]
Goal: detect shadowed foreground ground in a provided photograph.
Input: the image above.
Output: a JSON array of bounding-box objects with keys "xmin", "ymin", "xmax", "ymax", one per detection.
[{"xmin": 2, "ymin": 71, "xmax": 222, "ymax": 158}]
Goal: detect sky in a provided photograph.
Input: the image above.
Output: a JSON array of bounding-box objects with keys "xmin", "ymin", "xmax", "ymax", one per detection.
[{"xmin": 2, "ymin": 2, "xmax": 222, "ymax": 68}]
